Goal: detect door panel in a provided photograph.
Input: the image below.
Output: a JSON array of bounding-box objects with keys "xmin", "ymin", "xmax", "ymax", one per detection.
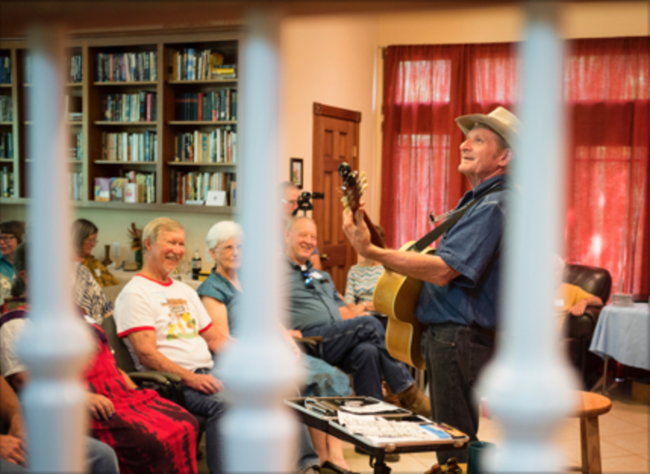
[{"xmin": 312, "ymin": 103, "xmax": 361, "ymax": 294}]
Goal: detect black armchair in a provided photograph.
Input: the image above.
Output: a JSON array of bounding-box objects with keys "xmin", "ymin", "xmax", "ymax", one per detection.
[{"xmin": 563, "ymin": 263, "xmax": 612, "ymax": 386}]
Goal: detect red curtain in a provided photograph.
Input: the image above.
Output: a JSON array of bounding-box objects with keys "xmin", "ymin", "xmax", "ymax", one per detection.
[{"xmin": 381, "ymin": 38, "xmax": 649, "ymax": 295}]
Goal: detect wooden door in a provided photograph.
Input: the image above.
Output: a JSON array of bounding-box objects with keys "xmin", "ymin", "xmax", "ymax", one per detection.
[{"xmin": 312, "ymin": 103, "xmax": 361, "ymax": 294}]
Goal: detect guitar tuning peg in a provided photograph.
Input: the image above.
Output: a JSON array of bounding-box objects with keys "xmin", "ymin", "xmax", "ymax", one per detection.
[
  {"xmin": 360, "ymin": 171, "xmax": 366, "ymax": 179},
  {"xmin": 361, "ymin": 183, "xmax": 368, "ymax": 191}
]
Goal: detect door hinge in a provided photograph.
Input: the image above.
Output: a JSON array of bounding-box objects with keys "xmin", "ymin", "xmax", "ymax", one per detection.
[{"xmin": 353, "ymin": 146, "xmax": 357, "ymax": 158}]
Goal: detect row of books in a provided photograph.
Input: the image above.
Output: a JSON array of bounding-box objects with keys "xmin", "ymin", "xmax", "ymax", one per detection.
[
  {"xmin": 174, "ymin": 90, "xmax": 237, "ymax": 121},
  {"xmin": 101, "ymin": 131, "xmax": 158, "ymax": 162},
  {"xmin": 102, "ymin": 93, "xmax": 157, "ymax": 122},
  {"xmin": 68, "ymin": 172, "xmax": 83, "ymax": 201},
  {"xmin": 70, "ymin": 133, "xmax": 83, "ymax": 161},
  {"xmin": 94, "ymin": 171, "xmax": 155, "ymax": 203},
  {"xmin": 24, "ymin": 55, "xmax": 82, "ymax": 84},
  {"xmin": 95, "ymin": 52, "xmax": 158, "ymax": 83},
  {"xmin": 170, "ymin": 49, "xmax": 236, "ymax": 81},
  {"xmin": 173, "ymin": 129, "xmax": 237, "ymax": 163},
  {"xmin": 0, "ymin": 57, "xmax": 11, "ymax": 84},
  {"xmin": 170, "ymin": 170, "xmax": 236, "ymax": 206},
  {"xmin": 0, "ymin": 132, "xmax": 13, "ymax": 159},
  {"xmin": 1, "ymin": 167, "xmax": 13, "ymax": 197},
  {"xmin": 0, "ymin": 96, "xmax": 12, "ymax": 122}
]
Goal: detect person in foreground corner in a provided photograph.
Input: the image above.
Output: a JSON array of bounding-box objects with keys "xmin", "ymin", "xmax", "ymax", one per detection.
[{"xmin": 343, "ymin": 106, "xmax": 520, "ymax": 465}]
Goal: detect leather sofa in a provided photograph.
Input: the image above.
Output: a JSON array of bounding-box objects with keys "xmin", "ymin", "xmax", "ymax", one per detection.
[{"xmin": 563, "ymin": 263, "xmax": 612, "ymax": 387}]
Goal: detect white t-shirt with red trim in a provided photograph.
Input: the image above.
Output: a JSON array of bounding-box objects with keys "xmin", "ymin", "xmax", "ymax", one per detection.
[{"xmin": 115, "ymin": 274, "xmax": 214, "ymax": 372}]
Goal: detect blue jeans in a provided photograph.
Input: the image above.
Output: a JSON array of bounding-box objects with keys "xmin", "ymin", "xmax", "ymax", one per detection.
[
  {"xmin": 421, "ymin": 323, "xmax": 495, "ymax": 464},
  {"xmin": 0, "ymin": 437, "xmax": 118, "ymax": 474},
  {"xmin": 187, "ymin": 371, "xmax": 318, "ymax": 473},
  {"xmin": 87, "ymin": 437, "xmax": 120, "ymax": 474},
  {"xmin": 303, "ymin": 316, "xmax": 414, "ymax": 399},
  {"xmin": 183, "ymin": 369, "xmax": 227, "ymax": 474}
]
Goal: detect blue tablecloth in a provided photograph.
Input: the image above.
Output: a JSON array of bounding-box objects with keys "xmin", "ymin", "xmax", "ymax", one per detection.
[{"xmin": 590, "ymin": 303, "xmax": 650, "ymax": 371}]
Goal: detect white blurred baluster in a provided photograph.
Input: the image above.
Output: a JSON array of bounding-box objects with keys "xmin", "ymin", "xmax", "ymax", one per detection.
[
  {"xmin": 16, "ymin": 25, "xmax": 93, "ymax": 472},
  {"xmin": 216, "ymin": 9, "xmax": 302, "ymax": 473},
  {"xmin": 478, "ymin": 3, "xmax": 578, "ymax": 472}
]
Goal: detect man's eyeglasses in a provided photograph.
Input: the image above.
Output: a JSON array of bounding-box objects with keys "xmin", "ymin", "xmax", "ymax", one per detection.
[
  {"xmin": 0, "ymin": 235, "xmax": 16, "ymax": 242},
  {"xmin": 301, "ymin": 271, "xmax": 315, "ymax": 289},
  {"xmin": 282, "ymin": 199, "xmax": 298, "ymax": 207}
]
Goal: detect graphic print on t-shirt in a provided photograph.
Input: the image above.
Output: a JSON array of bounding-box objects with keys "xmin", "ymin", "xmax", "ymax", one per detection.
[{"xmin": 163, "ymin": 297, "xmax": 198, "ymax": 340}]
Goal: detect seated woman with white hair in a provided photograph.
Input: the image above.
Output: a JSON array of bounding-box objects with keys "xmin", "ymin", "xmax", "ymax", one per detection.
[{"xmin": 198, "ymin": 221, "xmax": 355, "ymax": 474}]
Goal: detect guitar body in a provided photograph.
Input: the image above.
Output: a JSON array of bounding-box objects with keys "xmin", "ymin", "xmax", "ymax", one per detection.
[{"xmin": 373, "ymin": 241, "xmax": 435, "ymax": 370}]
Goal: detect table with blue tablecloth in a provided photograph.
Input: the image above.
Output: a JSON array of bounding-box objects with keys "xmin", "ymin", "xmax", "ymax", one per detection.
[{"xmin": 589, "ymin": 303, "xmax": 650, "ymax": 392}]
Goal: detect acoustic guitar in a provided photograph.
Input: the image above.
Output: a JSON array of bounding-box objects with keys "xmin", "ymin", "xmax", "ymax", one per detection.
[{"xmin": 338, "ymin": 162, "xmax": 427, "ymax": 370}]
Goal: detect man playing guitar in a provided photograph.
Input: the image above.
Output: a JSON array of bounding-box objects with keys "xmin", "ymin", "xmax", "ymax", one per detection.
[{"xmin": 343, "ymin": 107, "xmax": 520, "ymax": 466}]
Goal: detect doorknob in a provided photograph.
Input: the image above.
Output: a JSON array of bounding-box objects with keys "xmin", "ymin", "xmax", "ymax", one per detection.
[{"xmin": 320, "ymin": 254, "xmax": 329, "ymax": 260}]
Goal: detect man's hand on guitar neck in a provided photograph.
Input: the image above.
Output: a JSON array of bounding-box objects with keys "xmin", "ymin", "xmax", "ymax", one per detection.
[{"xmin": 342, "ymin": 206, "xmax": 380, "ymax": 260}]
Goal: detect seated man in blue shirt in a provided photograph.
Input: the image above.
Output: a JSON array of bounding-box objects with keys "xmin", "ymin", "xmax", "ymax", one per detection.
[
  {"xmin": 284, "ymin": 217, "xmax": 430, "ymax": 417},
  {"xmin": 343, "ymin": 107, "xmax": 519, "ymax": 465}
]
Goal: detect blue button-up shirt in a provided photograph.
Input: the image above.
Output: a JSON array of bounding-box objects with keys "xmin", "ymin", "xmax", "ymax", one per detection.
[
  {"xmin": 285, "ymin": 257, "xmax": 344, "ymax": 332},
  {"xmin": 415, "ymin": 174, "xmax": 510, "ymax": 329}
]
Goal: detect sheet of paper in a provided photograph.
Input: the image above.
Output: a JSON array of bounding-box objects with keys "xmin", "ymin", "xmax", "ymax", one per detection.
[
  {"xmin": 338, "ymin": 401, "xmax": 403, "ymax": 414},
  {"xmin": 337, "ymin": 412, "xmax": 449, "ymax": 442}
]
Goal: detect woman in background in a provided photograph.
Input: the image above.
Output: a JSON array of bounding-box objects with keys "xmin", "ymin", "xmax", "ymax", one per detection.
[
  {"xmin": 0, "ymin": 221, "xmax": 26, "ymax": 280},
  {"xmin": 73, "ymin": 219, "xmax": 118, "ymax": 288},
  {"xmin": 344, "ymin": 225, "xmax": 387, "ymax": 326}
]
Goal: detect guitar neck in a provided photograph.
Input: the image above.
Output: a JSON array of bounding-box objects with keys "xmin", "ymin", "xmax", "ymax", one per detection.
[{"xmin": 363, "ymin": 212, "xmax": 386, "ymax": 249}]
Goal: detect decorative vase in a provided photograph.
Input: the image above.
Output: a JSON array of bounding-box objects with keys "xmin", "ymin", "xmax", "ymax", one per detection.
[
  {"xmin": 135, "ymin": 249, "xmax": 143, "ymax": 270},
  {"xmin": 102, "ymin": 244, "xmax": 113, "ymax": 266}
]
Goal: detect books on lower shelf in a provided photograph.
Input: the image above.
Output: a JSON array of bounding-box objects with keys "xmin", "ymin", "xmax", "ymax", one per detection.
[
  {"xmin": 170, "ymin": 170, "xmax": 236, "ymax": 206},
  {"xmin": 174, "ymin": 128, "xmax": 236, "ymax": 163},
  {"xmin": 68, "ymin": 171, "xmax": 82, "ymax": 201},
  {"xmin": 1, "ymin": 166, "xmax": 13, "ymax": 197},
  {"xmin": 1, "ymin": 132, "xmax": 13, "ymax": 158},
  {"xmin": 94, "ymin": 171, "xmax": 155, "ymax": 203},
  {"xmin": 174, "ymin": 90, "xmax": 237, "ymax": 121},
  {"xmin": 102, "ymin": 131, "xmax": 157, "ymax": 162},
  {"xmin": 95, "ymin": 52, "xmax": 157, "ymax": 83},
  {"xmin": 0, "ymin": 57, "xmax": 11, "ymax": 84},
  {"xmin": 170, "ymin": 48, "xmax": 236, "ymax": 81},
  {"xmin": 102, "ymin": 93, "xmax": 157, "ymax": 122},
  {"xmin": 0, "ymin": 96, "xmax": 12, "ymax": 121}
]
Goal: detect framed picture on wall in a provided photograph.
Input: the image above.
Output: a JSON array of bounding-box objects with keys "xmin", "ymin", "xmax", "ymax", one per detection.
[{"xmin": 290, "ymin": 158, "xmax": 303, "ymax": 189}]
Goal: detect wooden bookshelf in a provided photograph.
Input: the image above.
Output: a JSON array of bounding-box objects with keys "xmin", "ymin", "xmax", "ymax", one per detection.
[
  {"xmin": 167, "ymin": 120, "xmax": 236, "ymax": 126},
  {"xmin": 167, "ymin": 79, "xmax": 237, "ymax": 85},
  {"xmin": 93, "ymin": 81, "xmax": 157, "ymax": 86},
  {"xmin": 0, "ymin": 31, "xmax": 240, "ymax": 210},
  {"xmin": 167, "ymin": 162, "xmax": 235, "ymax": 167},
  {"xmin": 94, "ymin": 160, "xmax": 157, "ymax": 165}
]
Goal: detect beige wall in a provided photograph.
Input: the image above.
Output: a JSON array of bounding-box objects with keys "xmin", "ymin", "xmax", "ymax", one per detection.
[{"xmin": 279, "ymin": 14, "xmax": 379, "ymax": 217}]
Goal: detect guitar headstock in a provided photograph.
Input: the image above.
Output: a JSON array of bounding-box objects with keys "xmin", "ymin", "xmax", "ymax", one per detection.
[
  {"xmin": 338, "ymin": 162, "xmax": 367, "ymax": 214},
  {"xmin": 338, "ymin": 162, "xmax": 385, "ymax": 249}
]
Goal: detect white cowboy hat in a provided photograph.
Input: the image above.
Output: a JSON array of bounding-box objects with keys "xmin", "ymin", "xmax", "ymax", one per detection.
[{"xmin": 455, "ymin": 106, "xmax": 521, "ymax": 148}]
